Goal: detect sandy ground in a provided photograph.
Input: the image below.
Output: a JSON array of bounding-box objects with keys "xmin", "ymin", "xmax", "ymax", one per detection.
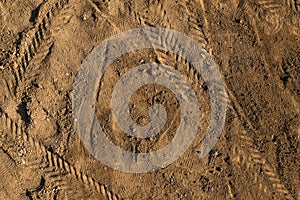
[{"xmin": 0, "ymin": 0, "xmax": 299, "ymax": 199}]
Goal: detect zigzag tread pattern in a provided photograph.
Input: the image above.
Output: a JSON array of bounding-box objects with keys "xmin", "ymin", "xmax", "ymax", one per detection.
[
  {"xmin": 0, "ymin": 111, "xmax": 122, "ymax": 200},
  {"xmin": 2, "ymin": 0, "xmax": 295, "ymax": 199},
  {"xmin": 239, "ymin": 134, "xmax": 294, "ymax": 199},
  {"xmin": 186, "ymin": 11, "xmax": 208, "ymax": 48},
  {"xmin": 0, "ymin": 148, "xmax": 26, "ymax": 199},
  {"xmin": 170, "ymin": 2, "xmax": 292, "ymax": 198},
  {"xmin": 286, "ymin": 0, "xmax": 299, "ymax": 11},
  {"xmin": 1, "ymin": 0, "xmax": 123, "ymax": 199},
  {"xmin": 5, "ymin": 0, "xmax": 72, "ymax": 101},
  {"xmin": 227, "ymin": 89, "xmax": 294, "ymax": 200}
]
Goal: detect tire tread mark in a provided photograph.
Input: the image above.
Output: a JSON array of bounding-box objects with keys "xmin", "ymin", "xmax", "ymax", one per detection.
[
  {"xmin": 197, "ymin": 0, "xmax": 213, "ymax": 54},
  {"xmin": 2, "ymin": 78, "xmax": 15, "ymax": 100},
  {"xmin": 0, "ymin": 111, "xmax": 123, "ymax": 200},
  {"xmin": 228, "ymin": 90, "xmax": 294, "ymax": 200},
  {"xmin": 286, "ymin": 0, "xmax": 298, "ymax": 11},
  {"xmin": 199, "ymin": 0, "xmax": 293, "ymax": 194},
  {"xmin": 185, "ymin": 1, "xmax": 209, "ymax": 49},
  {"xmin": 0, "ymin": 148, "xmax": 24, "ymax": 199},
  {"xmin": 231, "ymin": 141, "xmax": 271, "ymax": 195},
  {"xmin": 187, "ymin": 15, "xmax": 208, "ymax": 48},
  {"xmin": 7, "ymin": 0, "xmax": 71, "ymax": 98}
]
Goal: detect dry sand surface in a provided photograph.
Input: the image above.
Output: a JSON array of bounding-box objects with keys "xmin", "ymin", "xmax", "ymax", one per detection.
[{"xmin": 0, "ymin": 0, "xmax": 300, "ymax": 199}]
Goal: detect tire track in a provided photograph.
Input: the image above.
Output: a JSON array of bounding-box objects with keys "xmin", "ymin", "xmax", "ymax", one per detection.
[
  {"xmin": 1, "ymin": 0, "xmax": 294, "ymax": 199},
  {"xmin": 286, "ymin": 0, "xmax": 298, "ymax": 11},
  {"xmin": 4, "ymin": 0, "xmax": 72, "ymax": 102},
  {"xmin": 182, "ymin": 0, "xmax": 208, "ymax": 48},
  {"xmin": 0, "ymin": 2, "xmax": 7, "ymax": 40},
  {"xmin": 145, "ymin": 3, "xmax": 286, "ymax": 199},
  {"xmin": 237, "ymin": 135, "xmax": 293, "ymax": 199},
  {"xmin": 198, "ymin": 0, "xmax": 213, "ymax": 55},
  {"xmin": 187, "ymin": 13, "xmax": 209, "ymax": 48},
  {"xmin": 198, "ymin": 1, "xmax": 294, "ymax": 199},
  {"xmin": 1, "ymin": 0, "xmax": 123, "ymax": 199},
  {"xmin": 0, "ymin": 110, "xmax": 123, "ymax": 200},
  {"xmin": 228, "ymin": 90, "xmax": 294, "ymax": 200},
  {"xmin": 0, "ymin": 148, "xmax": 25, "ymax": 199},
  {"xmin": 230, "ymin": 132, "xmax": 288, "ymax": 199}
]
